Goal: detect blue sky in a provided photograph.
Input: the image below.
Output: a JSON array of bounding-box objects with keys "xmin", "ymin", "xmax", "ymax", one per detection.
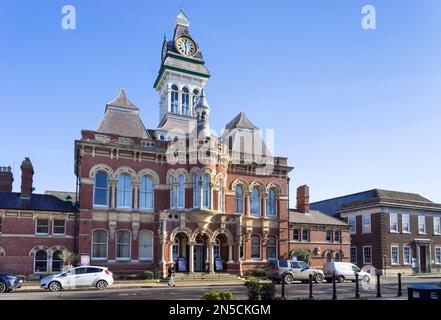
[{"xmin": 1, "ymin": 0, "xmax": 440, "ymax": 205}]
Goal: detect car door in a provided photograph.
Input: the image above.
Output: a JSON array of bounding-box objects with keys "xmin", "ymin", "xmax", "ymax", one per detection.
[
  {"xmin": 290, "ymin": 262, "xmax": 302, "ymax": 279},
  {"xmin": 297, "ymin": 261, "xmax": 312, "ymax": 280},
  {"xmin": 61, "ymin": 270, "xmax": 77, "ymax": 289},
  {"xmin": 85, "ymin": 267, "xmax": 102, "ymax": 286},
  {"xmin": 351, "ymin": 264, "xmax": 361, "ymax": 280},
  {"xmin": 71, "ymin": 267, "xmax": 89, "ymax": 287}
]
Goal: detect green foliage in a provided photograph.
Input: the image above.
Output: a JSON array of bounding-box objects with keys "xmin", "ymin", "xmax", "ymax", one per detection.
[
  {"xmin": 38, "ymin": 273, "xmax": 53, "ymax": 280},
  {"xmin": 142, "ymin": 271, "xmax": 155, "ymax": 280},
  {"xmin": 260, "ymin": 283, "xmax": 276, "ymax": 300},
  {"xmin": 248, "ymin": 269, "xmax": 267, "ymax": 279},
  {"xmin": 293, "ymin": 249, "xmax": 311, "ymax": 264},
  {"xmin": 245, "ymin": 278, "xmax": 261, "ymax": 300},
  {"xmin": 118, "ymin": 271, "xmax": 156, "ymax": 281},
  {"xmin": 202, "ymin": 291, "xmax": 235, "ymax": 300}
]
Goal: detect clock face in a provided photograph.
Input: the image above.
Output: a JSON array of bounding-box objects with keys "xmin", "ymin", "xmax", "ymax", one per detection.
[{"xmin": 175, "ymin": 36, "xmax": 197, "ymax": 56}]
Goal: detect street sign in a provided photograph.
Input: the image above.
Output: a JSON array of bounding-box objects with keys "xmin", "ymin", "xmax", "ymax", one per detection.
[{"xmin": 80, "ymin": 254, "xmax": 90, "ymax": 266}]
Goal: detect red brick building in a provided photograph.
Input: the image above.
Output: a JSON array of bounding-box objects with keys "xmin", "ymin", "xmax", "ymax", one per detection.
[
  {"xmin": 73, "ymin": 11, "xmax": 293, "ymax": 278},
  {"xmin": 0, "ymin": 159, "xmax": 77, "ymax": 275},
  {"xmin": 289, "ymin": 185, "xmax": 350, "ymax": 268}
]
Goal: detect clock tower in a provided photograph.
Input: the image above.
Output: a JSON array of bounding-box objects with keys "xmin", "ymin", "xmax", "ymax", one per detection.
[{"xmin": 154, "ymin": 10, "xmax": 210, "ymax": 140}]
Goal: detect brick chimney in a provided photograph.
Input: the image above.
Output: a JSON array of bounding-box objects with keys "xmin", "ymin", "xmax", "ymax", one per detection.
[
  {"xmin": 0, "ymin": 166, "xmax": 13, "ymax": 192},
  {"xmin": 20, "ymin": 157, "xmax": 34, "ymax": 199},
  {"xmin": 296, "ymin": 185, "xmax": 310, "ymax": 213}
]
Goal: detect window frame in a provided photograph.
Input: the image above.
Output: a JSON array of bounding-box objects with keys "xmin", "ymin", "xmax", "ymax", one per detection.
[
  {"xmin": 171, "ymin": 85, "xmax": 179, "ymax": 113},
  {"xmin": 435, "ymin": 247, "xmax": 441, "ymax": 265},
  {"xmin": 117, "ymin": 174, "xmax": 133, "ymax": 209},
  {"xmin": 348, "ymin": 216, "xmax": 356, "ymax": 234},
  {"xmin": 139, "ymin": 175, "xmax": 154, "ymax": 211},
  {"xmin": 193, "ymin": 175, "xmax": 200, "ymax": 208},
  {"xmin": 251, "ymin": 235, "xmax": 261, "ymax": 260},
  {"xmin": 433, "ymin": 217, "xmax": 441, "ymax": 235},
  {"xmin": 218, "ymin": 178, "xmax": 223, "ymax": 212},
  {"xmin": 35, "ymin": 218, "xmax": 49, "ymax": 235},
  {"xmin": 362, "ymin": 214, "xmax": 371, "ymax": 234},
  {"xmin": 402, "ymin": 214, "xmax": 410, "ymax": 233},
  {"xmin": 293, "ymin": 228, "xmax": 300, "ymax": 241},
  {"xmin": 91, "ymin": 229, "xmax": 108, "ymax": 261},
  {"xmin": 301, "ymin": 229, "xmax": 310, "ymax": 242},
  {"xmin": 267, "ymin": 188, "xmax": 277, "ymax": 218},
  {"xmin": 138, "ymin": 230, "xmax": 154, "ymax": 261},
  {"xmin": 250, "ymin": 187, "xmax": 261, "ymax": 217},
  {"xmin": 34, "ymin": 250, "xmax": 48, "ymax": 274},
  {"xmin": 350, "ymin": 246, "xmax": 357, "ymax": 264},
  {"xmin": 93, "ymin": 171, "xmax": 109, "ymax": 208},
  {"xmin": 116, "ymin": 230, "xmax": 131, "ymax": 261},
  {"xmin": 418, "ymin": 215, "xmax": 426, "ymax": 234},
  {"xmin": 390, "ymin": 246, "xmax": 399, "ymax": 265},
  {"xmin": 403, "ymin": 246, "xmax": 411, "ymax": 265},
  {"xmin": 177, "ymin": 174, "xmax": 185, "ymax": 209},
  {"xmin": 267, "ymin": 236, "xmax": 277, "ymax": 260},
  {"xmin": 334, "ymin": 230, "xmax": 341, "ymax": 243},
  {"xmin": 234, "ymin": 185, "xmax": 244, "ymax": 214},
  {"xmin": 363, "ymin": 245, "xmax": 372, "ymax": 265},
  {"xmin": 52, "ymin": 219, "xmax": 66, "ymax": 236},
  {"xmin": 326, "ymin": 230, "xmax": 333, "ymax": 242},
  {"xmin": 389, "ymin": 213, "xmax": 398, "ymax": 233}
]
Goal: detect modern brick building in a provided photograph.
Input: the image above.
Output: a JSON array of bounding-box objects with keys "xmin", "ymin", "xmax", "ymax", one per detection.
[
  {"xmin": 311, "ymin": 189, "xmax": 441, "ymax": 275},
  {"xmin": 290, "ymin": 185, "xmax": 350, "ymax": 268},
  {"xmin": 73, "ymin": 10, "xmax": 293, "ymax": 278},
  {"xmin": 0, "ymin": 159, "xmax": 78, "ymax": 275}
]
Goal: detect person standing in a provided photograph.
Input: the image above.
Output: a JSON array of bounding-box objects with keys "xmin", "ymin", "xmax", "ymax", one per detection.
[{"xmin": 167, "ymin": 263, "xmax": 176, "ymax": 287}]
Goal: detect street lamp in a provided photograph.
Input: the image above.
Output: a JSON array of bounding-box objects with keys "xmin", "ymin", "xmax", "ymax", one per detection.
[{"xmin": 287, "ymin": 176, "xmax": 291, "ymax": 259}]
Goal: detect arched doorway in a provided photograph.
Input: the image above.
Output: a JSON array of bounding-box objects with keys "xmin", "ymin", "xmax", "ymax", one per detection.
[
  {"xmin": 213, "ymin": 233, "xmax": 229, "ymax": 272},
  {"xmin": 171, "ymin": 232, "xmax": 190, "ymax": 272},
  {"xmin": 192, "ymin": 234, "xmax": 207, "ymax": 272}
]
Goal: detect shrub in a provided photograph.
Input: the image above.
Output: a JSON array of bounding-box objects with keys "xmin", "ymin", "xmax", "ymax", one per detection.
[
  {"xmin": 260, "ymin": 283, "xmax": 276, "ymax": 300},
  {"xmin": 142, "ymin": 271, "xmax": 155, "ymax": 280},
  {"xmin": 38, "ymin": 273, "xmax": 53, "ymax": 280},
  {"xmin": 245, "ymin": 278, "xmax": 261, "ymax": 300},
  {"xmin": 248, "ymin": 269, "xmax": 267, "ymax": 279},
  {"xmin": 293, "ymin": 249, "xmax": 311, "ymax": 264},
  {"xmin": 202, "ymin": 291, "xmax": 235, "ymax": 300}
]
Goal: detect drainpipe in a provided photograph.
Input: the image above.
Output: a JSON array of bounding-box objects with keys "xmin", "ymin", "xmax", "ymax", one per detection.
[{"xmin": 287, "ymin": 176, "xmax": 291, "ymax": 259}]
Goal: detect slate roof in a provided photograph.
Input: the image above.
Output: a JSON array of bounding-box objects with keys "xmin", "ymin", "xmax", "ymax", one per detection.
[
  {"xmin": 0, "ymin": 192, "xmax": 77, "ymax": 213},
  {"xmin": 289, "ymin": 209, "xmax": 348, "ymax": 226},
  {"xmin": 96, "ymin": 89, "xmax": 150, "ymax": 139},
  {"xmin": 225, "ymin": 112, "xmax": 258, "ymax": 130},
  {"xmin": 311, "ymin": 189, "xmax": 438, "ymax": 216}
]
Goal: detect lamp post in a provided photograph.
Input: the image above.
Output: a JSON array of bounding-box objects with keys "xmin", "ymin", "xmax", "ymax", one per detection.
[{"xmin": 287, "ymin": 176, "xmax": 291, "ymax": 259}]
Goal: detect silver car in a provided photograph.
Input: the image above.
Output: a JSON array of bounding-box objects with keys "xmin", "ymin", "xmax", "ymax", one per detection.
[{"xmin": 266, "ymin": 259, "xmax": 324, "ymax": 284}]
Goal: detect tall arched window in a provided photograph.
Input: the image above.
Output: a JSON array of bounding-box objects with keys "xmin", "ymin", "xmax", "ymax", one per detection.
[
  {"xmin": 218, "ymin": 178, "xmax": 223, "ymax": 212},
  {"xmin": 34, "ymin": 250, "xmax": 47, "ymax": 273},
  {"xmin": 267, "ymin": 188, "xmax": 277, "ymax": 217},
  {"xmin": 193, "ymin": 175, "xmax": 200, "ymax": 208},
  {"xmin": 52, "ymin": 250, "xmax": 64, "ymax": 272},
  {"xmin": 139, "ymin": 176, "xmax": 154, "ymax": 210},
  {"xmin": 92, "ymin": 230, "xmax": 108, "ymax": 260},
  {"xmin": 169, "ymin": 176, "xmax": 175, "ymax": 209},
  {"xmin": 235, "ymin": 185, "xmax": 244, "ymax": 214},
  {"xmin": 116, "ymin": 230, "xmax": 131, "ymax": 260},
  {"xmin": 93, "ymin": 171, "xmax": 109, "ymax": 206},
  {"xmin": 117, "ymin": 174, "xmax": 132, "ymax": 208},
  {"xmin": 251, "ymin": 235, "xmax": 261, "ymax": 259},
  {"xmin": 267, "ymin": 236, "xmax": 277, "ymax": 260},
  {"xmin": 138, "ymin": 231, "xmax": 153, "ymax": 260},
  {"xmin": 335, "ymin": 252, "xmax": 341, "ymax": 262},
  {"xmin": 251, "ymin": 187, "xmax": 261, "ymax": 216},
  {"xmin": 326, "ymin": 252, "xmax": 333, "ymax": 262},
  {"xmin": 182, "ymin": 87, "xmax": 190, "ymax": 115},
  {"xmin": 214, "ymin": 239, "xmax": 221, "ymax": 258},
  {"xmin": 202, "ymin": 174, "xmax": 211, "ymax": 208},
  {"xmin": 171, "ymin": 85, "xmax": 179, "ymax": 113},
  {"xmin": 177, "ymin": 174, "xmax": 185, "ymax": 209}
]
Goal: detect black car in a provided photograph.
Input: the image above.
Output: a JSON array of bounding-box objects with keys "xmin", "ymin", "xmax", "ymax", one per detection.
[{"xmin": 0, "ymin": 272, "xmax": 22, "ymax": 293}]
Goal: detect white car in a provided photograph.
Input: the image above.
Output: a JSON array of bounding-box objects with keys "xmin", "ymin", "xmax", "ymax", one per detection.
[
  {"xmin": 323, "ymin": 262, "xmax": 371, "ymax": 283},
  {"xmin": 40, "ymin": 266, "xmax": 113, "ymax": 291}
]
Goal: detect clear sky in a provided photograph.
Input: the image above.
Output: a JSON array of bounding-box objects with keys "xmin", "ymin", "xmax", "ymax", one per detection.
[{"xmin": 1, "ymin": 0, "xmax": 440, "ymax": 206}]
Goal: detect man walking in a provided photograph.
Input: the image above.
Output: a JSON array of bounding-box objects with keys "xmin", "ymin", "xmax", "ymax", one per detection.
[{"xmin": 168, "ymin": 263, "xmax": 176, "ymax": 287}]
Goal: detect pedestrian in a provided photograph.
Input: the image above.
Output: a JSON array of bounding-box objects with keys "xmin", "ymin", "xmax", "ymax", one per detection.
[{"xmin": 168, "ymin": 263, "xmax": 176, "ymax": 287}]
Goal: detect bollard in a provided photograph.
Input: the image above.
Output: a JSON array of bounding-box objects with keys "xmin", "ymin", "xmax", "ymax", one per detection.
[
  {"xmin": 332, "ymin": 272, "xmax": 337, "ymax": 300},
  {"xmin": 355, "ymin": 272, "xmax": 360, "ymax": 299},
  {"xmin": 397, "ymin": 273, "xmax": 402, "ymax": 297},
  {"xmin": 281, "ymin": 275, "xmax": 286, "ymax": 299},
  {"xmin": 376, "ymin": 272, "xmax": 382, "ymax": 298},
  {"xmin": 309, "ymin": 274, "xmax": 313, "ymax": 299}
]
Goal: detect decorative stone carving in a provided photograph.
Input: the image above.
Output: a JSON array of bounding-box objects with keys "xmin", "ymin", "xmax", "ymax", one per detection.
[
  {"xmin": 95, "ymin": 134, "xmax": 111, "ymax": 144},
  {"xmin": 109, "ymin": 221, "xmax": 117, "ymax": 239}
]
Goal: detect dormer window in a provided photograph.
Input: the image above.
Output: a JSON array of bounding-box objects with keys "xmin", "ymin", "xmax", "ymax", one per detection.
[
  {"xmin": 171, "ymin": 85, "xmax": 179, "ymax": 113},
  {"xmin": 182, "ymin": 87, "xmax": 190, "ymax": 116}
]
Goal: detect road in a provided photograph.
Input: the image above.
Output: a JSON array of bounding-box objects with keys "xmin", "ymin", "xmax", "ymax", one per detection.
[{"xmin": 0, "ymin": 278, "xmax": 439, "ymax": 300}]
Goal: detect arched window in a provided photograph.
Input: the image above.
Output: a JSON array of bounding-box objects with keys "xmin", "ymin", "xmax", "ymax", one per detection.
[
  {"xmin": 326, "ymin": 252, "xmax": 333, "ymax": 262},
  {"xmin": 172, "ymin": 239, "xmax": 180, "ymax": 261},
  {"xmin": 116, "ymin": 230, "xmax": 131, "ymax": 260},
  {"xmin": 139, "ymin": 176, "xmax": 154, "ymax": 210},
  {"xmin": 117, "ymin": 174, "xmax": 132, "ymax": 208},
  {"xmin": 235, "ymin": 185, "xmax": 244, "ymax": 214},
  {"xmin": 171, "ymin": 85, "xmax": 179, "ymax": 113},
  {"xmin": 193, "ymin": 175, "xmax": 200, "ymax": 208},
  {"xmin": 169, "ymin": 176, "xmax": 175, "ymax": 209},
  {"xmin": 52, "ymin": 250, "xmax": 64, "ymax": 272},
  {"xmin": 182, "ymin": 87, "xmax": 190, "ymax": 115},
  {"xmin": 267, "ymin": 236, "xmax": 277, "ymax": 260},
  {"xmin": 192, "ymin": 89, "xmax": 199, "ymax": 111},
  {"xmin": 251, "ymin": 187, "xmax": 261, "ymax": 216},
  {"xmin": 92, "ymin": 230, "xmax": 108, "ymax": 260},
  {"xmin": 177, "ymin": 174, "xmax": 185, "ymax": 209},
  {"xmin": 335, "ymin": 252, "xmax": 341, "ymax": 262},
  {"xmin": 139, "ymin": 231, "xmax": 153, "ymax": 260},
  {"xmin": 218, "ymin": 178, "xmax": 223, "ymax": 212},
  {"xmin": 93, "ymin": 171, "xmax": 109, "ymax": 206},
  {"xmin": 202, "ymin": 174, "xmax": 211, "ymax": 208},
  {"xmin": 251, "ymin": 235, "xmax": 261, "ymax": 259},
  {"xmin": 214, "ymin": 239, "xmax": 221, "ymax": 258},
  {"xmin": 267, "ymin": 188, "xmax": 277, "ymax": 217},
  {"xmin": 34, "ymin": 250, "xmax": 47, "ymax": 273}
]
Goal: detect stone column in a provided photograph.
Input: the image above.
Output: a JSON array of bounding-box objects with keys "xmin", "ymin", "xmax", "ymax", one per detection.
[
  {"xmin": 209, "ymin": 242, "xmax": 215, "ymax": 273},
  {"xmin": 169, "ymin": 241, "xmax": 174, "ymax": 263},
  {"xmin": 167, "ymin": 86, "xmax": 171, "ymax": 113},
  {"xmin": 189, "ymin": 241, "xmax": 195, "ymax": 273},
  {"xmin": 133, "ymin": 181, "xmax": 140, "ymax": 210},
  {"xmin": 262, "ymin": 196, "xmax": 267, "ymax": 217},
  {"xmin": 210, "ymin": 183, "xmax": 214, "ymax": 209},
  {"xmin": 178, "ymin": 85, "xmax": 182, "ymax": 114},
  {"xmin": 228, "ymin": 244, "xmax": 234, "ymax": 263},
  {"xmin": 110, "ymin": 179, "xmax": 117, "ymax": 208},
  {"xmin": 246, "ymin": 192, "xmax": 251, "ymax": 216}
]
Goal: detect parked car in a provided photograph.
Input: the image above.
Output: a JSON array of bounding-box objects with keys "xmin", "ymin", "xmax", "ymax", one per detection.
[
  {"xmin": 0, "ymin": 272, "xmax": 23, "ymax": 293},
  {"xmin": 323, "ymin": 262, "xmax": 371, "ymax": 283},
  {"xmin": 266, "ymin": 259, "xmax": 325, "ymax": 284},
  {"xmin": 40, "ymin": 266, "xmax": 113, "ymax": 292}
]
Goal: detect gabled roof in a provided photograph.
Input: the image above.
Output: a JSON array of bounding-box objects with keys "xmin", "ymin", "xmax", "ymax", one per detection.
[
  {"xmin": 289, "ymin": 209, "xmax": 348, "ymax": 226},
  {"xmin": 96, "ymin": 89, "xmax": 150, "ymax": 139},
  {"xmin": 225, "ymin": 112, "xmax": 258, "ymax": 130},
  {"xmin": 0, "ymin": 192, "xmax": 77, "ymax": 213},
  {"xmin": 311, "ymin": 189, "xmax": 438, "ymax": 216}
]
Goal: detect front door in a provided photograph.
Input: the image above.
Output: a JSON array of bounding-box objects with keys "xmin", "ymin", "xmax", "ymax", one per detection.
[
  {"xmin": 420, "ymin": 246, "xmax": 427, "ymax": 272},
  {"xmin": 194, "ymin": 245, "xmax": 204, "ymax": 272}
]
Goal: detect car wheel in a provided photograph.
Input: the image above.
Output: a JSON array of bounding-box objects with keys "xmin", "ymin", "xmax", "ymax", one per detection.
[
  {"xmin": 337, "ymin": 275, "xmax": 345, "ymax": 283},
  {"xmin": 314, "ymin": 274, "xmax": 324, "ymax": 284},
  {"xmin": 96, "ymin": 280, "xmax": 108, "ymax": 290},
  {"xmin": 0, "ymin": 281, "xmax": 7, "ymax": 293},
  {"xmin": 284, "ymin": 274, "xmax": 294, "ymax": 285},
  {"xmin": 49, "ymin": 281, "xmax": 62, "ymax": 292}
]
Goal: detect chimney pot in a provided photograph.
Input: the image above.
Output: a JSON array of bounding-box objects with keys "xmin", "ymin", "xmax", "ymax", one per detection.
[{"xmin": 0, "ymin": 165, "xmax": 14, "ymax": 192}]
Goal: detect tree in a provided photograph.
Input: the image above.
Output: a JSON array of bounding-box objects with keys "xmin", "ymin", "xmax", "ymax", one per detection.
[
  {"xmin": 293, "ymin": 249, "xmax": 311, "ymax": 264},
  {"xmin": 58, "ymin": 250, "xmax": 78, "ymax": 269}
]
